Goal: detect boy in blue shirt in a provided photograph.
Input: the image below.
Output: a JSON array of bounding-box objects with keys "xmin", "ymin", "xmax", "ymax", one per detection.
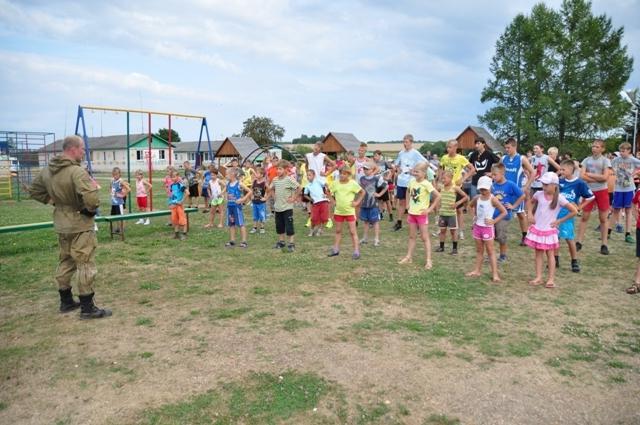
[
  {"xmin": 491, "ymin": 163, "xmax": 525, "ymax": 263},
  {"xmin": 168, "ymin": 169, "xmax": 188, "ymax": 240},
  {"xmin": 557, "ymin": 160, "xmax": 594, "ymax": 272}
]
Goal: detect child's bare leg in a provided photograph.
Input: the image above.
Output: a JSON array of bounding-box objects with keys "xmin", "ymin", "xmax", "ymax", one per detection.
[
  {"xmin": 419, "ymin": 223, "xmax": 432, "ymax": 269},
  {"xmin": 625, "ymin": 207, "xmax": 633, "ymax": 234},
  {"xmin": 486, "ymin": 241, "xmax": 499, "ymax": 282},
  {"xmin": 218, "ymin": 207, "xmax": 224, "ymax": 226},
  {"xmin": 240, "ymin": 226, "xmax": 247, "ymax": 243},
  {"xmin": 362, "ymin": 222, "xmax": 369, "ymax": 241},
  {"xmin": 466, "ymin": 239, "xmax": 483, "ymax": 276},
  {"xmin": 373, "ymin": 222, "xmax": 380, "ymax": 241},
  {"xmin": 348, "ymin": 221, "xmax": 359, "ymax": 252},
  {"xmin": 567, "ymin": 240, "xmax": 577, "ymax": 260},
  {"xmin": 439, "ymin": 228, "xmax": 446, "ymax": 243},
  {"xmin": 530, "ymin": 250, "xmax": 543, "ymax": 284},
  {"xmin": 333, "ymin": 221, "xmax": 343, "ymax": 251},
  {"xmin": 451, "ymin": 228, "xmax": 457, "ymax": 242},
  {"xmin": 610, "ymin": 208, "xmax": 621, "ymax": 233},
  {"xmin": 229, "ymin": 226, "xmax": 236, "ymax": 241},
  {"xmin": 545, "ymin": 250, "xmax": 556, "ymax": 287},
  {"xmin": 401, "ymin": 223, "xmax": 417, "ymax": 262}
]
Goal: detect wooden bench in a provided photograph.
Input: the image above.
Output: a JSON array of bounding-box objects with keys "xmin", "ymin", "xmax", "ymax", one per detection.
[{"xmin": 0, "ymin": 208, "xmax": 198, "ymax": 241}]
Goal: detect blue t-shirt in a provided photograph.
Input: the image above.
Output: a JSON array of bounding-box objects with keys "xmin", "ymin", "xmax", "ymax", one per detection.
[
  {"xmin": 111, "ymin": 179, "xmax": 125, "ymax": 206},
  {"xmin": 203, "ymin": 170, "xmax": 212, "ymax": 186},
  {"xmin": 491, "ymin": 180, "xmax": 523, "ymax": 220},
  {"xmin": 501, "ymin": 154, "xmax": 525, "ymax": 187},
  {"xmin": 558, "ymin": 177, "xmax": 593, "ymax": 218},
  {"xmin": 304, "ymin": 179, "xmax": 327, "ymax": 204},
  {"xmin": 169, "ymin": 181, "xmax": 185, "ymax": 205},
  {"xmin": 394, "ymin": 149, "xmax": 427, "ymax": 187},
  {"xmin": 226, "ymin": 181, "xmax": 243, "ymax": 206}
]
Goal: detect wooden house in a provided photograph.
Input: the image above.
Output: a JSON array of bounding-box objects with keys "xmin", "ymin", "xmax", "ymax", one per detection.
[
  {"xmin": 320, "ymin": 132, "xmax": 362, "ymax": 155},
  {"xmin": 455, "ymin": 126, "xmax": 502, "ymax": 153}
]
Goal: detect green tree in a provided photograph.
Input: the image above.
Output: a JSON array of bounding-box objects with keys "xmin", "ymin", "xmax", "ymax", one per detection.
[
  {"xmin": 155, "ymin": 128, "xmax": 181, "ymax": 143},
  {"xmin": 480, "ymin": 0, "xmax": 633, "ymax": 150},
  {"xmin": 241, "ymin": 116, "xmax": 285, "ymax": 146}
]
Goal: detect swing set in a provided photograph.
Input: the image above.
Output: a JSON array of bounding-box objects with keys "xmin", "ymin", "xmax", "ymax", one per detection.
[{"xmin": 75, "ymin": 105, "xmax": 214, "ymax": 211}]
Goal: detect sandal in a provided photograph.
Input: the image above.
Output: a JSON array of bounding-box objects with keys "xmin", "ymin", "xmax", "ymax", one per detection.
[
  {"xmin": 626, "ymin": 283, "xmax": 640, "ymax": 294},
  {"xmin": 398, "ymin": 257, "xmax": 412, "ymax": 265},
  {"xmin": 424, "ymin": 261, "xmax": 433, "ymax": 270}
]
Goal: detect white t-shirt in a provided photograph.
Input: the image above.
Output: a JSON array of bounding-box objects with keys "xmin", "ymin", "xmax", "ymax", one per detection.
[{"xmin": 306, "ymin": 152, "xmax": 327, "ymax": 184}]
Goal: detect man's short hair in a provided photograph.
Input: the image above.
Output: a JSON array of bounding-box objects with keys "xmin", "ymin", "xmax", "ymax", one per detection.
[
  {"xmin": 62, "ymin": 135, "xmax": 83, "ymax": 151},
  {"xmin": 277, "ymin": 159, "xmax": 290, "ymax": 169},
  {"xmin": 373, "ymin": 149, "xmax": 382, "ymax": 156},
  {"xmin": 403, "ymin": 134, "xmax": 414, "ymax": 143},
  {"xmin": 504, "ymin": 137, "xmax": 518, "ymax": 146},
  {"xmin": 360, "ymin": 142, "xmax": 368, "ymax": 148}
]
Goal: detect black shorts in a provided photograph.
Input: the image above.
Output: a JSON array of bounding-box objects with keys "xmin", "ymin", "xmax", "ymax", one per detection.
[
  {"xmin": 111, "ymin": 204, "xmax": 124, "ymax": 215},
  {"xmin": 275, "ymin": 209, "xmax": 295, "ymax": 236},
  {"xmin": 396, "ymin": 186, "xmax": 407, "ymax": 200},
  {"xmin": 189, "ymin": 185, "xmax": 199, "ymax": 197},
  {"xmin": 379, "ymin": 191, "xmax": 390, "ymax": 202}
]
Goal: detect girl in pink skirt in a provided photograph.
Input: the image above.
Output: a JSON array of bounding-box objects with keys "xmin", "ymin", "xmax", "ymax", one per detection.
[{"xmin": 525, "ymin": 172, "xmax": 578, "ymax": 288}]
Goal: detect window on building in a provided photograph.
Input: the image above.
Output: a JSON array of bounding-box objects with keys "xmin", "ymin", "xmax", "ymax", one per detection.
[
  {"xmin": 189, "ymin": 153, "xmax": 195, "ymax": 161},
  {"xmin": 112, "ymin": 151, "xmax": 116, "ymax": 160},
  {"xmin": 103, "ymin": 152, "xmax": 106, "ymax": 161},
  {"xmin": 159, "ymin": 150, "xmax": 166, "ymax": 160},
  {"xmin": 136, "ymin": 150, "xmax": 143, "ymax": 160},
  {"xmin": 174, "ymin": 152, "xmax": 178, "ymax": 160}
]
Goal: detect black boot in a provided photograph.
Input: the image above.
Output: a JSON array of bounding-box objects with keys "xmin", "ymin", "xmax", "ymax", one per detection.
[
  {"xmin": 59, "ymin": 288, "xmax": 80, "ymax": 313},
  {"xmin": 79, "ymin": 293, "xmax": 112, "ymax": 319}
]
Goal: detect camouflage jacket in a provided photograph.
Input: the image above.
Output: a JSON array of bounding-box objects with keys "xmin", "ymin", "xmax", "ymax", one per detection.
[{"xmin": 29, "ymin": 156, "xmax": 100, "ymax": 233}]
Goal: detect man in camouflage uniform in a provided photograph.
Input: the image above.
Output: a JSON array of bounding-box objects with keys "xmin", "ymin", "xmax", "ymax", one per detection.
[{"xmin": 30, "ymin": 135, "xmax": 111, "ymax": 319}]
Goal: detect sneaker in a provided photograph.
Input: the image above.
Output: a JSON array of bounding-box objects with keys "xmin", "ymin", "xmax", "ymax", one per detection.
[
  {"xmin": 144, "ymin": 219, "xmax": 150, "ymax": 225},
  {"xmin": 616, "ymin": 224, "xmax": 624, "ymax": 233},
  {"xmin": 600, "ymin": 244, "xmax": 609, "ymax": 255},
  {"xmin": 326, "ymin": 219, "xmax": 334, "ymax": 229},
  {"xmin": 274, "ymin": 241, "xmax": 286, "ymax": 249},
  {"xmin": 360, "ymin": 238, "xmax": 368, "ymax": 245},
  {"xmin": 239, "ymin": 241, "xmax": 248, "ymax": 248},
  {"xmin": 308, "ymin": 230, "xmax": 314, "ymax": 237},
  {"xmin": 225, "ymin": 241, "xmax": 236, "ymax": 248},
  {"xmin": 498, "ymin": 254, "xmax": 507, "ymax": 263},
  {"xmin": 450, "ymin": 248, "xmax": 458, "ymax": 256},
  {"xmin": 135, "ymin": 219, "xmax": 144, "ymax": 224},
  {"xmin": 571, "ymin": 260, "xmax": 580, "ymax": 273},
  {"xmin": 179, "ymin": 232, "xmax": 187, "ymax": 241},
  {"xmin": 388, "ymin": 215, "xmax": 393, "ymax": 222},
  {"xmin": 328, "ymin": 248, "xmax": 339, "ymax": 257},
  {"xmin": 173, "ymin": 232, "xmax": 180, "ymax": 239},
  {"xmin": 287, "ymin": 243, "xmax": 295, "ymax": 253},
  {"xmin": 393, "ymin": 222, "xmax": 402, "ymax": 232},
  {"xmin": 625, "ymin": 234, "xmax": 635, "ymax": 244},
  {"xmin": 305, "ymin": 218, "xmax": 311, "ymax": 228},
  {"xmin": 249, "ymin": 227, "xmax": 257, "ymax": 234},
  {"xmin": 435, "ymin": 246, "xmax": 445, "ymax": 253},
  {"xmin": 259, "ymin": 228, "xmax": 265, "ymax": 234},
  {"xmin": 459, "ymin": 231, "xmax": 464, "ymax": 240},
  {"xmin": 576, "ymin": 241, "xmax": 582, "ymax": 251},
  {"xmin": 352, "ymin": 251, "xmax": 360, "ymax": 260},
  {"xmin": 373, "ymin": 239, "xmax": 380, "ymax": 247}
]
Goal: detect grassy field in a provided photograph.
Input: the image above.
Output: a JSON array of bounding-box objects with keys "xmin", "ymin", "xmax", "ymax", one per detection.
[{"xmin": 0, "ymin": 175, "xmax": 639, "ymax": 424}]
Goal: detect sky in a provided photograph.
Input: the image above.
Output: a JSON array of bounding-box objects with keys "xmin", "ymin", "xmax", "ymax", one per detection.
[{"xmin": 0, "ymin": 0, "xmax": 638, "ymax": 143}]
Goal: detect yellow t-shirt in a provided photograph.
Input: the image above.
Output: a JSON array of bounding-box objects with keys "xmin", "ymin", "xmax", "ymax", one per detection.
[
  {"xmin": 440, "ymin": 154, "xmax": 469, "ymax": 185},
  {"xmin": 330, "ymin": 179, "xmax": 362, "ymax": 216},
  {"xmin": 408, "ymin": 178, "xmax": 436, "ymax": 215},
  {"xmin": 299, "ymin": 163, "xmax": 308, "ymax": 188},
  {"xmin": 241, "ymin": 167, "xmax": 255, "ymax": 188}
]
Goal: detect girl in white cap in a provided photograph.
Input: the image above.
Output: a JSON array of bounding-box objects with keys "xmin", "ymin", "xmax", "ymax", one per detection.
[
  {"xmin": 465, "ymin": 175, "xmax": 507, "ymax": 282},
  {"xmin": 524, "ymin": 171, "xmax": 578, "ymax": 288}
]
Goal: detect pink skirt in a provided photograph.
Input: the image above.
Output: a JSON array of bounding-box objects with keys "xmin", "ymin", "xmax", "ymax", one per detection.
[{"xmin": 525, "ymin": 225, "xmax": 559, "ymax": 250}]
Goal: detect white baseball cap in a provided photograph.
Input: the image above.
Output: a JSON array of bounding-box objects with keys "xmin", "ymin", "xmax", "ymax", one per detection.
[
  {"xmin": 477, "ymin": 176, "xmax": 493, "ymax": 191},
  {"xmin": 539, "ymin": 172, "xmax": 559, "ymax": 185}
]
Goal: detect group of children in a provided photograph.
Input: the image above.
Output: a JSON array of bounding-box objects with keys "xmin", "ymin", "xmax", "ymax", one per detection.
[{"xmin": 103, "ymin": 137, "xmax": 640, "ymax": 292}]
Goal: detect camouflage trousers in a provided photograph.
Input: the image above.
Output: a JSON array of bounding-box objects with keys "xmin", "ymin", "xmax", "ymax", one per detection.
[{"xmin": 55, "ymin": 230, "xmax": 97, "ymax": 295}]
